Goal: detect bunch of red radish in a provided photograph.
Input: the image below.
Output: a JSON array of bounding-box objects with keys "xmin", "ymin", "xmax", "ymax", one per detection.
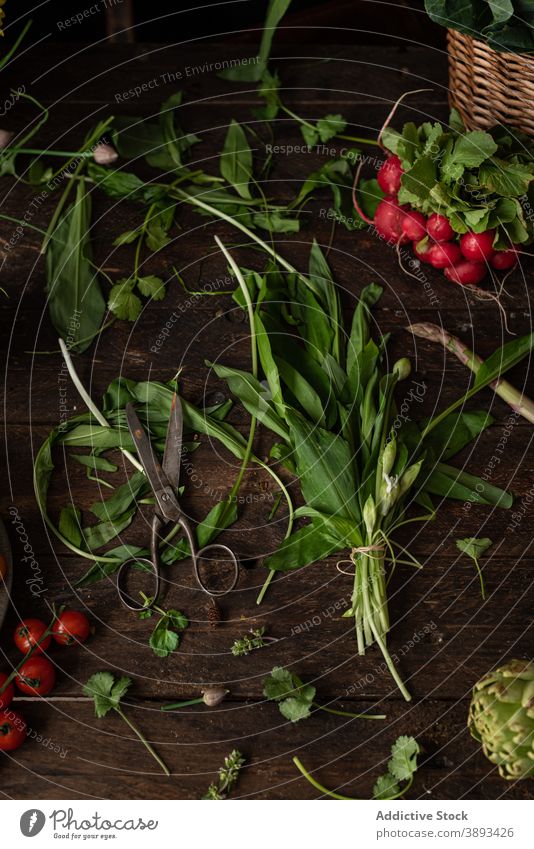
[
  {"xmin": 0, "ymin": 610, "xmax": 91, "ymax": 752},
  {"xmin": 371, "ymin": 154, "xmax": 518, "ymax": 286}
]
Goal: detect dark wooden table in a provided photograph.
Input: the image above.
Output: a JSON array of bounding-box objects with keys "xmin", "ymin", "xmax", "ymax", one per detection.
[{"xmin": 1, "ymin": 41, "xmax": 533, "ymax": 800}]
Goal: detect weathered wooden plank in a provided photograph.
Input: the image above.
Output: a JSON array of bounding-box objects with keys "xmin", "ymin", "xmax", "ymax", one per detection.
[
  {"xmin": 2, "ymin": 44, "xmax": 449, "ymax": 108},
  {"xmin": 1, "ymin": 541, "xmax": 532, "ymax": 701},
  {"xmin": 1, "ymin": 41, "xmax": 532, "ymax": 803},
  {"xmin": 3, "ymin": 698, "xmax": 531, "ymax": 800}
]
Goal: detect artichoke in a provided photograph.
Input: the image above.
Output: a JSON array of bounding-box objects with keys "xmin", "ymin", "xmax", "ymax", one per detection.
[{"xmin": 469, "ymin": 659, "xmax": 534, "ymax": 780}]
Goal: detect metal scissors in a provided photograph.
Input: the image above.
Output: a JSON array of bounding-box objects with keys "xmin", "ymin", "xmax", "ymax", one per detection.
[{"xmin": 117, "ymin": 394, "xmax": 239, "ymax": 612}]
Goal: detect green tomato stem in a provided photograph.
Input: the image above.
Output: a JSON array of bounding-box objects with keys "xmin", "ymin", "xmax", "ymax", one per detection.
[{"xmin": 114, "ymin": 706, "xmax": 170, "ymax": 776}]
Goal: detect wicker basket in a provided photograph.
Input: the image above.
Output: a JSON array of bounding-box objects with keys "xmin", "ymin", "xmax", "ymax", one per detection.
[{"xmin": 447, "ymin": 28, "xmax": 534, "ymax": 136}]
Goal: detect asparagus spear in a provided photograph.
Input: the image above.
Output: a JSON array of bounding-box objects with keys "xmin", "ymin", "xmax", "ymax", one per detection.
[{"xmin": 407, "ymin": 322, "xmax": 534, "ymax": 424}]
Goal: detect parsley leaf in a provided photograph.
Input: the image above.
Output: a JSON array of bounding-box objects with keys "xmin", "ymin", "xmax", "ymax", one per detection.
[
  {"xmin": 373, "ymin": 772, "xmax": 400, "ymax": 800},
  {"xmin": 263, "ymin": 666, "xmax": 316, "ymax": 723},
  {"xmin": 300, "ymin": 114, "xmax": 347, "ymax": 147},
  {"xmin": 83, "ymin": 670, "xmax": 170, "ymax": 775},
  {"xmin": 137, "ymin": 275, "xmax": 166, "ymax": 301},
  {"xmin": 148, "ymin": 608, "xmax": 188, "ymax": 658},
  {"xmin": 108, "ymin": 278, "xmax": 142, "ymax": 321},
  {"xmin": 455, "ymin": 537, "xmax": 492, "ymax": 599},
  {"xmin": 83, "ymin": 671, "xmax": 132, "ymax": 718},
  {"xmin": 372, "ymin": 735, "xmax": 420, "ymax": 800},
  {"xmin": 388, "ymin": 735, "xmax": 420, "ymax": 781},
  {"xmin": 456, "ymin": 537, "xmax": 493, "ymax": 560}
]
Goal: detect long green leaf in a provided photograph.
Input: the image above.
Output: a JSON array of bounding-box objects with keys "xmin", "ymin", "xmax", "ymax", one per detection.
[
  {"xmin": 475, "ymin": 332, "xmax": 534, "ymax": 387},
  {"xmin": 82, "ymin": 508, "xmax": 136, "ymax": 551},
  {"xmin": 346, "ymin": 283, "xmax": 383, "ymax": 377},
  {"xmin": 45, "ymin": 179, "xmax": 105, "ymax": 353},
  {"xmin": 423, "ymin": 463, "xmax": 512, "ymax": 507},
  {"xmin": 423, "ymin": 410, "xmax": 494, "ymax": 461},
  {"xmin": 308, "ymin": 240, "xmax": 341, "ymax": 361},
  {"xmin": 90, "ymin": 470, "xmax": 148, "ymax": 521},
  {"xmin": 276, "ymin": 358, "xmax": 325, "ymax": 425},
  {"xmin": 220, "ymin": 120, "xmax": 253, "ymax": 199},
  {"xmin": 264, "ymin": 519, "xmax": 343, "ymax": 572},
  {"xmin": 286, "ymin": 409, "xmax": 358, "ymax": 520},
  {"xmin": 59, "ymin": 425, "xmax": 135, "ymax": 451},
  {"xmin": 219, "ymin": 0, "xmax": 292, "ymax": 82},
  {"xmin": 255, "ymin": 312, "xmax": 285, "ymax": 414},
  {"xmin": 210, "ymin": 362, "xmax": 289, "ymax": 440}
]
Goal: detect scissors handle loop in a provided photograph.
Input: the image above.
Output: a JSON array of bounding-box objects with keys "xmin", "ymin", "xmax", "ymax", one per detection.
[
  {"xmin": 193, "ymin": 543, "xmax": 240, "ymax": 597},
  {"xmin": 117, "ymin": 514, "xmax": 162, "ymax": 611}
]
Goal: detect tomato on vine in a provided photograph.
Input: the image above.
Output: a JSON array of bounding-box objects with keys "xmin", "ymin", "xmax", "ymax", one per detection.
[
  {"xmin": 52, "ymin": 610, "xmax": 91, "ymax": 646},
  {"xmin": 0, "ymin": 710, "xmax": 26, "ymax": 751},
  {"xmin": 13, "ymin": 618, "xmax": 51, "ymax": 655},
  {"xmin": 16, "ymin": 657, "xmax": 56, "ymax": 696}
]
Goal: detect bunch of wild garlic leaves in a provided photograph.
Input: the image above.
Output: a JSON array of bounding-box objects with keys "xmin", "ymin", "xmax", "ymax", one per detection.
[{"xmin": 211, "ymin": 239, "xmax": 520, "ymax": 700}]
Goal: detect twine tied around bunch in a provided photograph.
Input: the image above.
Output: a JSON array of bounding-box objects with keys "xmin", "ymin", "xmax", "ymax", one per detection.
[{"xmin": 336, "ymin": 544, "xmax": 386, "ymax": 576}]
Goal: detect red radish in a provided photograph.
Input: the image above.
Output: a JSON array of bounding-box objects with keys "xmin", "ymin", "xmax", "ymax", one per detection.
[
  {"xmin": 491, "ymin": 249, "xmax": 518, "ymax": 271},
  {"xmin": 444, "ymin": 261, "xmax": 487, "ymax": 286},
  {"xmin": 428, "ymin": 242, "xmax": 462, "ymax": 269},
  {"xmin": 427, "ymin": 213, "xmax": 454, "ymax": 243},
  {"xmin": 413, "ymin": 239, "xmax": 433, "ymax": 264},
  {"xmin": 460, "ymin": 229, "xmax": 496, "ymax": 262},
  {"xmin": 402, "ymin": 211, "xmax": 426, "ymax": 242},
  {"xmin": 373, "ymin": 197, "xmax": 410, "ymax": 244},
  {"xmin": 377, "ymin": 155, "xmax": 403, "ymax": 195}
]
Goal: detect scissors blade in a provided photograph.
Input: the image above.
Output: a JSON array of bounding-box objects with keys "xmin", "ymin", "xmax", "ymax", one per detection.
[
  {"xmin": 125, "ymin": 403, "xmax": 170, "ymax": 495},
  {"xmin": 162, "ymin": 393, "xmax": 183, "ymax": 490}
]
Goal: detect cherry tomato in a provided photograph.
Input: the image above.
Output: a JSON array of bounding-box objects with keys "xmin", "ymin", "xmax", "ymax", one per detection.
[
  {"xmin": 52, "ymin": 610, "xmax": 91, "ymax": 646},
  {"xmin": 15, "ymin": 656, "xmax": 56, "ymax": 696},
  {"xmin": 0, "ymin": 709, "xmax": 26, "ymax": 751},
  {"xmin": 0, "ymin": 672, "xmax": 14, "ymax": 711},
  {"xmin": 13, "ymin": 618, "xmax": 51, "ymax": 655}
]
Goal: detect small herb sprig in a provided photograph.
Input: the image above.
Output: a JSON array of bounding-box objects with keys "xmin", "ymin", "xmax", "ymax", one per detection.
[
  {"xmin": 231, "ymin": 626, "xmax": 275, "ymax": 656},
  {"xmin": 263, "ymin": 667, "xmax": 385, "ymax": 723},
  {"xmin": 139, "ymin": 592, "xmax": 188, "ymax": 658},
  {"xmin": 84, "ymin": 671, "xmax": 170, "ymax": 776},
  {"xmin": 203, "ymin": 749, "xmax": 245, "ymax": 800},
  {"xmin": 293, "ymin": 735, "xmax": 420, "ymax": 800},
  {"xmin": 455, "ymin": 537, "xmax": 493, "ymax": 600}
]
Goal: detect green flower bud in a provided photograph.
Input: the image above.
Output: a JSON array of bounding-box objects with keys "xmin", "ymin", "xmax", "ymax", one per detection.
[
  {"xmin": 363, "ymin": 495, "xmax": 377, "ymax": 536},
  {"xmin": 399, "ymin": 460, "xmax": 423, "ymax": 496},
  {"xmin": 381, "ymin": 437, "xmax": 397, "ymax": 477},
  {"xmin": 393, "ymin": 358, "xmax": 411, "ymax": 381}
]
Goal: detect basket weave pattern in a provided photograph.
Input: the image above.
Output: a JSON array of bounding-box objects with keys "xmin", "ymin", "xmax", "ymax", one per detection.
[{"xmin": 447, "ymin": 28, "xmax": 534, "ymax": 136}]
